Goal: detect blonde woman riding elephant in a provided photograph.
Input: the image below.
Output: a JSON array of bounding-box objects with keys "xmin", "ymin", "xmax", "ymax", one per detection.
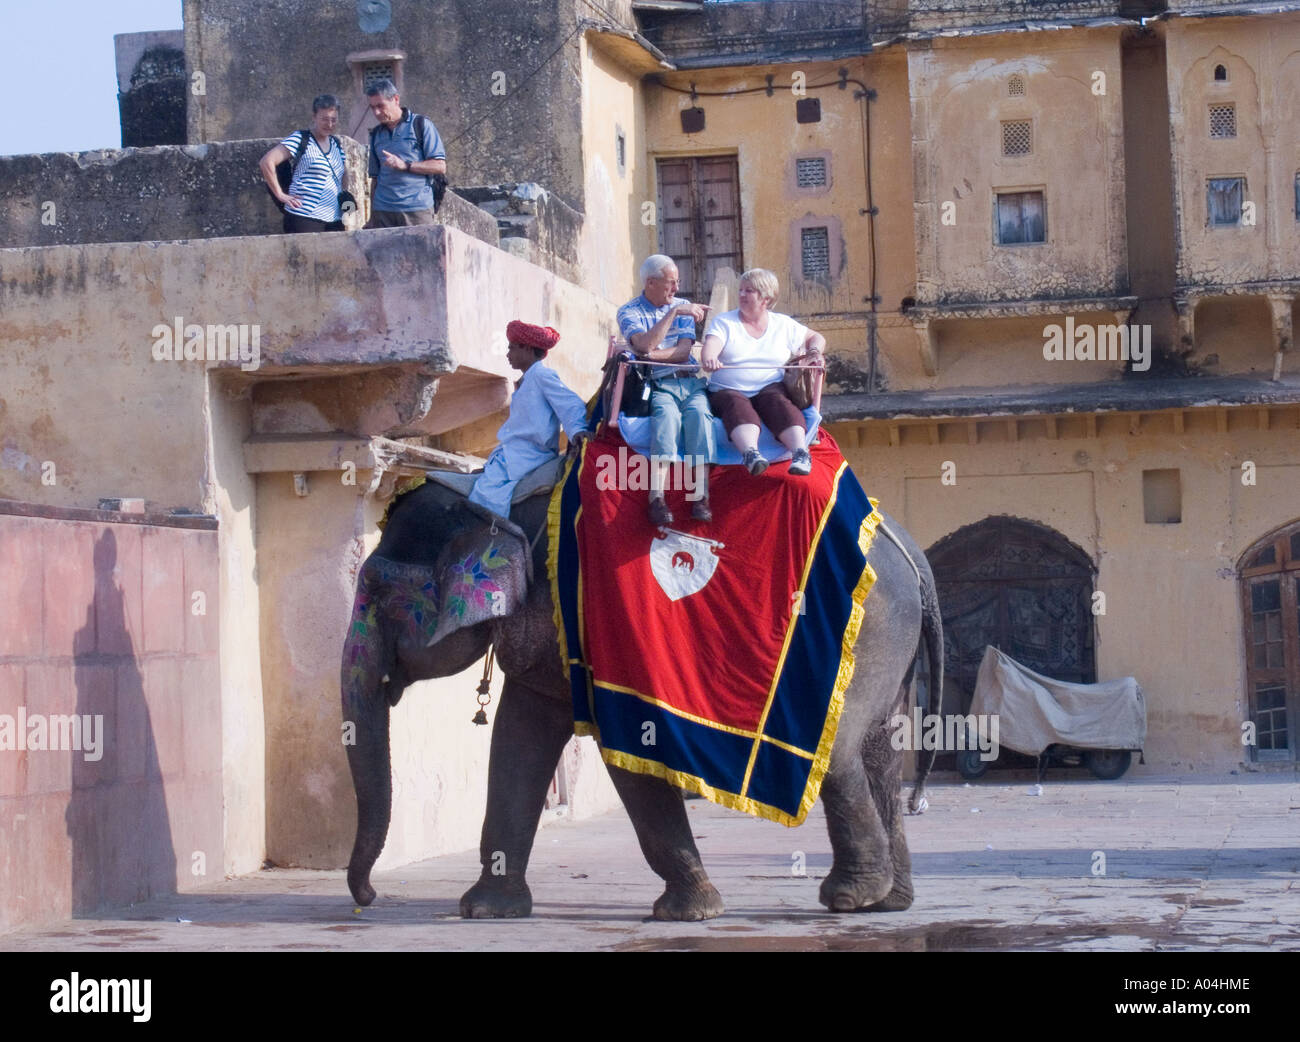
[{"xmin": 341, "ymin": 478, "xmax": 942, "ymax": 920}]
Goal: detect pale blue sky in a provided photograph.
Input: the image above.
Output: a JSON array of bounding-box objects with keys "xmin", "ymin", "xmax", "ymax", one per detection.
[{"xmin": 0, "ymin": 0, "xmax": 182, "ymax": 156}]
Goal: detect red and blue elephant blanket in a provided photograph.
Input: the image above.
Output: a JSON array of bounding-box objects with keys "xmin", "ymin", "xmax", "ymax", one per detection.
[{"xmin": 548, "ymin": 429, "xmax": 883, "ymax": 826}]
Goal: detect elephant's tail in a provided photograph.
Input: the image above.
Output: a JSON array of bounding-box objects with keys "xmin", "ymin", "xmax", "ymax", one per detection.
[{"xmin": 908, "ymin": 554, "xmax": 944, "ymax": 815}]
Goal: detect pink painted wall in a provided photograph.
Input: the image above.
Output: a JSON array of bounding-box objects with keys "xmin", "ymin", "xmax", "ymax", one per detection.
[{"xmin": 0, "ymin": 503, "xmax": 222, "ymax": 933}]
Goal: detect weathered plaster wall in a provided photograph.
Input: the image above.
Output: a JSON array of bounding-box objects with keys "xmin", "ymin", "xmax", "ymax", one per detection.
[
  {"xmin": 898, "ymin": 0, "xmax": 1124, "ymax": 34},
  {"xmin": 641, "ymin": 53, "xmax": 916, "ymax": 387},
  {"xmin": 0, "ymin": 140, "xmax": 369, "ymax": 249},
  {"xmin": 833, "ymin": 411, "xmax": 1300, "ymax": 770},
  {"xmin": 639, "ymin": 0, "xmax": 867, "ymax": 67},
  {"xmin": 1192, "ymin": 295, "xmax": 1295, "ymax": 376},
  {"xmin": 204, "ymin": 375, "xmax": 265, "ymax": 876},
  {"xmin": 579, "ymin": 36, "xmax": 647, "ymax": 304},
  {"xmin": 1165, "ymin": 15, "xmax": 1300, "ymax": 287},
  {"xmin": 184, "ymin": 0, "xmax": 591, "ymax": 211},
  {"xmin": 930, "ymin": 311, "xmax": 1137, "ymax": 386},
  {"xmin": 908, "ymin": 30, "xmax": 1129, "ymax": 305},
  {"xmin": 0, "ymin": 508, "xmax": 222, "ymax": 933},
  {"xmin": 1118, "ymin": 29, "xmax": 1181, "ymax": 358}
]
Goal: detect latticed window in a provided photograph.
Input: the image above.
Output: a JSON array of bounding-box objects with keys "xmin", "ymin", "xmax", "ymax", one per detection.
[
  {"xmin": 796, "ymin": 156, "xmax": 828, "ymax": 188},
  {"xmin": 1240, "ymin": 520, "xmax": 1300, "ymax": 760},
  {"xmin": 1209, "ymin": 103, "xmax": 1236, "ymax": 138},
  {"xmin": 1008, "ymin": 75, "xmax": 1025, "ymax": 96},
  {"xmin": 1002, "ymin": 121, "xmax": 1032, "ymax": 157},
  {"xmin": 801, "ymin": 226, "xmax": 831, "ymax": 278},
  {"xmin": 363, "ymin": 62, "xmax": 395, "ymax": 92}
]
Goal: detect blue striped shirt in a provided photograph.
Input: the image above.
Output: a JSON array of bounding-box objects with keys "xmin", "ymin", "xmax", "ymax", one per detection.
[{"xmin": 280, "ymin": 132, "xmax": 345, "ymax": 222}]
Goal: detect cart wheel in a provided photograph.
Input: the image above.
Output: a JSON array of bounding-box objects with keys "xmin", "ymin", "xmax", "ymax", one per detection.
[
  {"xmin": 956, "ymin": 748, "xmax": 990, "ymax": 780},
  {"xmin": 1082, "ymin": 749, "xmax": 1131, "ymax": 780}
]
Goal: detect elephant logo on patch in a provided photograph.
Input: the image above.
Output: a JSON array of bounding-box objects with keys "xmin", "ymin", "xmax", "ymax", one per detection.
[{"xmin": 650, "ymin": 528, "xmax": 724, "ymax": 601}]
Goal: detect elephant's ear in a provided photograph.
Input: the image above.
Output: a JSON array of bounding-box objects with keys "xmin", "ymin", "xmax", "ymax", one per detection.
[{"xmin": 426, "ymin": 524, "xmax": 529, "ymax": 647}]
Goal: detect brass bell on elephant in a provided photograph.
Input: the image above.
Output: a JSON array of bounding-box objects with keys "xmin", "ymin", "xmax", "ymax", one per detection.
[{"xmin": 471, "ymin": 707, "xmax": 489, "ymax": 726}]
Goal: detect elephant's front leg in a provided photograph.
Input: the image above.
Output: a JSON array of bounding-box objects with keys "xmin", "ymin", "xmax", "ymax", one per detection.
[
  {"xmin": 459, "ymin": 678, "xmax": 573, "ymax": 918},
  {"xmin": 604, "ymin": 768, "xmax": 724, "ymax": 921}
]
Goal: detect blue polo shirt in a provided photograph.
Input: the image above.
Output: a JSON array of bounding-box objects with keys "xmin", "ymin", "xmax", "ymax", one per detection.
[
  {"xmin": 617, "ymin": 294, "xmax": 700, "ymax": 381},
  {"xmin": 369, "ymin": 108, "xmax": 445, "ymax": 212}
]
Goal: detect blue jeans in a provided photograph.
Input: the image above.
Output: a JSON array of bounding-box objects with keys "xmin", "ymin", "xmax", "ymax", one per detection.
[{"xmin": 650, "ymin": 375, "xmax": 716, "ymax": 463}]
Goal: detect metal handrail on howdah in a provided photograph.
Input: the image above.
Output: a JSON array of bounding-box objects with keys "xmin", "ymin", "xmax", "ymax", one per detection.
[
  {"xmin": 603, "ymin": 341, "xmax": 824, "ymax": 432},
  {"xmin": 616, "ymin": 358, "xmax": 821, "ymax": 369}
]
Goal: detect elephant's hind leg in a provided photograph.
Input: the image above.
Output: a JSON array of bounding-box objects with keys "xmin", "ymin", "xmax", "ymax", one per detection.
[
  {"xmin": 861, "ymin": 717, "xmax": 914, "ymax": 912},
  {"xmin": 604, "ymin": 768, "xmax": 724, "ymax": 921},
  {"xmin": 460, "ymin": 678, "xmax": 573, "ymax": 919},
  {"xmin": 818, "ymin": 741, "xmax": 895, "ymax": 912}
]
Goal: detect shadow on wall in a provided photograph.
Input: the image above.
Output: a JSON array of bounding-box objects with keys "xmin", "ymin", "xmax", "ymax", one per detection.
[{"xmin": 66, "ymin": 529, "xmax": 175, "ymax": 914}]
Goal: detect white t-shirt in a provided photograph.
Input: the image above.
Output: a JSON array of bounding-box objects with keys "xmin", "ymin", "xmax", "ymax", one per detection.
[{"xmin": 706, "ymin": 309, "xmax": 811, "ymax": 394}]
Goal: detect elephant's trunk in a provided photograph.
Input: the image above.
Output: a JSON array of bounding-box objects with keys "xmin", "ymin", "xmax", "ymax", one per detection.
[
  {"xmin": 342, "ymin": 575, "xmax": 393, "ymax": 906},
  {"xmin": 344, "ymin": 681, "xmax": 391, "ymax": 906}
]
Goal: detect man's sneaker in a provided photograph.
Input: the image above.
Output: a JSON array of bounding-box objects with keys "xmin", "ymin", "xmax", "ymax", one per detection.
[
  {"xmin": 743, "ymin": 448, "xmax": 769, "ymax": 477},
  {"xmin": 789, "ymin": 448, "xmax": 812, "ymax": 476},
  {"xmin": 648, "ymin": 496, "xmax": 673, "ymax": 525}
]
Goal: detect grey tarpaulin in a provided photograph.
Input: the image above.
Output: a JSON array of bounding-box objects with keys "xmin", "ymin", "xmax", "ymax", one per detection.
[{"xmin": 970, "ymin": 646, "xmax": 1146, "ymax": 757}]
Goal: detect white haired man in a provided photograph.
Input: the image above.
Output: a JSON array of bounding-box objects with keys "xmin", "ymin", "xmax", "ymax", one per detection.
[{"xmin": 616, "ymin": 255, "xmax": 716, "ymax": 524}]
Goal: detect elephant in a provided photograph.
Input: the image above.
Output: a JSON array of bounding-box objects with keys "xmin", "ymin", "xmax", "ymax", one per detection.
[{"xmin": 342, "ymin": 473, "xmax": 943, "ymax": 921}]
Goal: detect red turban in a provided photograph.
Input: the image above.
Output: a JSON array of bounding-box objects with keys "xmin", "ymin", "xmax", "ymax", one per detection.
[{"xmin": 506, "ymin": 320, "xmax": 560, "ymax": 352}]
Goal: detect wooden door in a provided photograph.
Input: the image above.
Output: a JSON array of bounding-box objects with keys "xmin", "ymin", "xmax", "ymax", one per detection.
[
  {"xmin": 927, "ymin": 517, "xmax": 1097, "ymax": 768},
  {"xmin": 655, "ymin": 156, "xmax": 743, "ymax": 303},
  {"xmin": 1240, "ymin": 522, "xmax": 1300, "ymax": 760}
]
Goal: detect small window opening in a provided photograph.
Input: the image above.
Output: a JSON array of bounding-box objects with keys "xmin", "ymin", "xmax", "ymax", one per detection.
[{"xmin": 1142, "ymin": 469, "xmax": 1182, "ymax": 524}]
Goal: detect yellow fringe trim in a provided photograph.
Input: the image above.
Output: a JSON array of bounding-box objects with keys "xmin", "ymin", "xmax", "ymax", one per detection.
[
  {"xmin": 548, "ymin": 444, "xmax": 595, "ymax": 722},
  {"xmin": 564, "ymin": 459, "xmax": 883, "ymax": 827}
]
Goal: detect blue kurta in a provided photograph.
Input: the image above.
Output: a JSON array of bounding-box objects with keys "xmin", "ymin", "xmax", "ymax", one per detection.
[{"xmin": 468, "ymin": 362, "xmax": 590, "ymax": 517}]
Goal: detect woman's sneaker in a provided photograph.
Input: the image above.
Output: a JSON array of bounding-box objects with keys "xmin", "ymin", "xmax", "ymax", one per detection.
[
  {"xmin": 743, "ymin": 448, "xmax": 769, "ymax": 476},
  {"xmin": 789, "ymin": 448, "xmax": 812, "ymax": 476}
]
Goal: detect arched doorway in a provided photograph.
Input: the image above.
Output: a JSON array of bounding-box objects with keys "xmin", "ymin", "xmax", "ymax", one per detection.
[
  {"xmin": 1238, "ymin": 520, "xmax": 1300, "ymax": 761},
  {"xmin": 926, "ymin": 516, "xmax": 1097, "ymax": 769}
]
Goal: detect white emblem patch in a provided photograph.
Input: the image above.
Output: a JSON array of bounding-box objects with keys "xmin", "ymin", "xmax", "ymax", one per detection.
[{"xmin": 650, "ymin": 527, "xmax": 725, "ymax": 601}]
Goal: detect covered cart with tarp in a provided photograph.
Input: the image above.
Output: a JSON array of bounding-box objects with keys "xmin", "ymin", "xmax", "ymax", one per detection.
[{"xmin": 957, "ymin": 646, "xmax": 1145, "ymax": 780}]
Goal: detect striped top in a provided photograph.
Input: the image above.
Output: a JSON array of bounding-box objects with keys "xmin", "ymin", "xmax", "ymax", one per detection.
[{"xmin": 280, "ymin": 131, "xmax": 345, "ymax": 222}]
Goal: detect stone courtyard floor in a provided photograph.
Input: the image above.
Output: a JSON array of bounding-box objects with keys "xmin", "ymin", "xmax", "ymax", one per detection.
[{"xmin": 3, "ymin": 772, "xmax": 1298, "ymax": 952}]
